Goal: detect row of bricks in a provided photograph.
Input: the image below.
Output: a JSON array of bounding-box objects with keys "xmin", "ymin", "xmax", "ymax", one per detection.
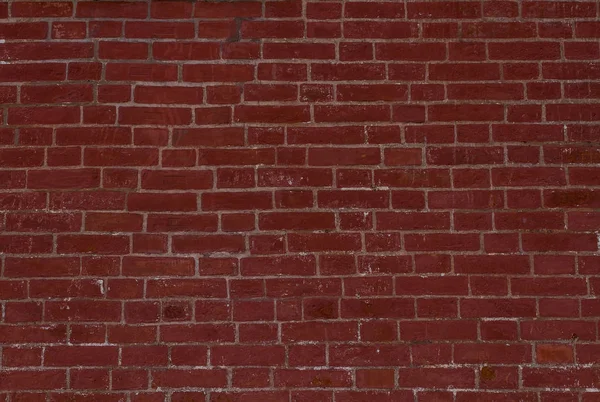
[
  {"xmin": 4, "ymin": 295, "xmax": 600, "ymax": 321},
  {"xmin": 1, "ymin": 147, "xmax": 599, "ymax": 166},
  {"xmin": 3, "ymin": 1, "xmax": 600, "ymax": 20},
  {"xmin": 0, "ymin": 231, "xmax": 597, "ymax": 253},
  {"xmin": 3, "ymin": 83, "xmax": 600, "ymax": 105},
  {"xmin": 1, "ymin": 254, "xmax": 598, "ymax": 276},
  {"xmin": 0, "ymin": 319, "xmax": 599, "ymax": 342},
  {"xmin": 4, "ymin": 21, "xmax": 600, "ymax": 40},
  {"xmin": 3, "ymin": 125, "xmax": 597, "ymax": 146},
  {"xmin": 0, "ymin": 210, "xmax": 597, "ymax": 232},
  {"xmin": 3, "ymin": 104, "xmax": 600, "ymax": 125},
  {"xmin": 0, "ymin": 43, "xmax": 600, "ymax": 63},
  {"xmin": 4, "ymin": 62, "xmax": 600, "ymax": 82}
]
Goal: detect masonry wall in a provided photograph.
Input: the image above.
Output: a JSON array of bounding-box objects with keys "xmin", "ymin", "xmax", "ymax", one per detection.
[{"xmin": 1, "ymin": 0, "xmax": 600, "ymax": 400}]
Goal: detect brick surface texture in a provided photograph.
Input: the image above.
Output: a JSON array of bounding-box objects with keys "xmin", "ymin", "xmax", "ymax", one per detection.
[{"xmin": 1, "ymin": 0, "xmax": 600, "ymax": 400}]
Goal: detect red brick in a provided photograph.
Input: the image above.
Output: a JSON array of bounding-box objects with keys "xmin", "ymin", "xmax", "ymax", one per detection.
[
  {"xmin": 171, "ymin": 235, "xmax": 245, "ymax": 253},
  {"xmin": 344, "ymin": 21, "xmax": 417, "ymax": 39},
  {"xmin": 396, "ymin": 276, "xmax": 467, "ymax": 295},
  {"xmin": 429, "ymin": 104, "xmax": 505, "ymax": 121},
  {"xmin": 430, "ymin": 63, "xmax": 500, "ymax": 81},
  {"xmin": 0, "ymin": 370, "xmax": 66, "ymax": 390},
  {"xmin": 134, "ymin": 86, "xmax": 203, "ymax": 104},
  {"xmin": 121, "ymin": 241, "xmax": 160, "ymax": 259},
  {"xmin": 405, "ymin": 234, "xmax": 480, "ymax": 251},
  {"xmin": 345, "ymin": 2, "xmax": 403, "ymax": 18},
  {"xmin": 235, "ymin": 105, "xmax": 310, "ymax": 123},
  {"xmin": 21, "ymin": 84, "xmax": 92, "ymax": 104},
  {"xmin": 209, "ymin": 392, "xmax": 288, "ymax": 402},
  {"xmin": 245, "ymin": 84, "xmax": 297, "ymax": 102},
  {"xmin": 537, "ymin": 344, "xmax": 574, "ymax": 364},
  {"xmin": 448, "ymin": 83, "xmax": 523, "ymax": 100},
  {"xmin": 193, "ymin": 2, "xmax": 261, "ymax": 18},
  {"xmin": 211, "ymin": 346, "xmax": 285, "ymax": 366},
  {"xmin": 159, "ymin": 147, "xmax": 195, "ymax": 165},
  {"xmin": 257, "ymin": 63, "xmax": 307, "ymax": 80},
  {"xmin": 241, "ymin": 20, "xmax": 304, "ymax": 39},
  {"xmin": 89, "ymin": 21, "xmax": 122, "ymax": 38},
  {"xmin": 481, "ymin": 321, "xmax": 518, "ymax": 341},
  {"xmin": 147, "ymin": 214, "xmax": 217, "ymax": 232},
  {"xmin": 6, "ymin": 212, "xmax": 81, "ymax": 232},
  {"xmin": 122, "ymin": 257, "xmax": 194, "ymax": 277},
  {"xmin": 411, "ymin": 84, "xmax": 445, "ymax": 100},
  {"xmin": 407, "ymin": 1, "xmax": 480, "ymax": 18},
  {"xmin": 457, "ymin": 392, "xmax": 536, "ymax": 402},
  {"xmin": 398, "ymin": 368, "xmax": 475, "ymax": 388},
  {"xmin": 340, "ymin": 42, "xmax": 373, "ymax": 61},
  {"xmin": 470, "ymin": 276, "xmax": 508, "ymax": 296},
  {"xmin": 105, "ymin": 63, "xmax": 178, "ymax": 81},
  {"xmin": 288, "ymin": 126, "xmax": 361, "ymax": 145},
  {"xmin": 207, "ymin": 86, "xmax": 242, "ymax": 104},
  {"xmin": 232, "ymin": 368, "xmax": 270, "ymax": 388},
  {"xmin": 307, "ymin": 2, "xmax": 341, "ymax": 19},
  {"xmin": 522, "ymin": 320, "xmax": 596, "ymax": 341},
  {"xmin": 57, "ymin": 235, "xmax": 130, "ymax": 255},
  {"xmin": 417, "ymin": 298, "xmax": 457, "ymax": 318},
  {"xmin": 57, "ymin": 127, "xmax": 131, "ymax": 146},
  {"xmin": 493, "ymin": 124, "xmax": 564, "ymax": 142},
  {"xmin": 0, "ymin": 64, "xmax": 64, "ymax": 82},
  {"xmin": 99, "ymin": 41, "xmax": 148, "ymax": 60},
  {"xmin": 522, "ymin": 233, "xmax": 598, "ymax": 252},
  {"xmin": 3, "ymin": 346, "xmax": 42, "ymax": 367},
  {"xmin": 423, "ymin": 22, "xmax": 459, "ymax": 38},
  {"xmin": 319, "ymin": 190, "xmax": 388, "ymax": 208},
  {"xmin": 288, "ymin": 233, "xmax": 362, "ymax": 252},
  {"xmin": 27, "ymin": 169, "xmax": 100, "ymax": 189},
  {"xmin": 0, "ymin": 235, "xmax": 53, "ymax": 254},
  {"xmin": 525, "ymin": 367, "xmax": 600, "ymax": 389},
  {"xmin": 342, "ymin": 298, "xmax": 414, "ymax": 319},
  {"xmin": 0, "ymin": 43, "xmax": 93, "ymax": 61},
  {"xmin": 455, "ymin": 344, "xmax": 531, "ymax": 364},
  {"xmin": 5, "ymin": 301, "xmax": 43, "ymax": 323},
  {"xmin": 8, "ymin": 107, "xmax": 79, "ymax": 125},
  {"xmin": 264, "ymin": 43, "xmax": 335, "ymax": 60},
  {"xmin": 127, "ymin": 193, "xmax": 196, "ymax": 212},
  {"xmin": 522, "ymin": 1, "xmax": 596, "ymax": 18},
  {"xmin": 308, "ymin": 22, "xmax": 340, "ymax": 38},
  {"xmin": 45, "ymin": 346, "xmax": 118, "ymax": 367},
  {"xmin": 173, "ymin": 127, "xmax": 244, "ymax": 147},
  {"xmin": 125, "ymin": 21, "xmax": 194, "ymax": 39},
  {"xmin": 183, "ymin": 64, "xmax": 253, "ymax": 81},
  {"xmin": 152, "ymin": 369, "xmax": 227, "ymax": 388},
  {"xmin": 150, "ymin": 1, "xmax": 192, "ymax": 18},
  {"xmin": 45, "ymin": 300, "xmax": 121, "ymax": 322},
  {"xmin": 376, "ymin": 168, "xmax": 451, "ymax": 188},
  {"xmin": 461, "ymin": 298, "xmax": 536, "ymax": 318},
  {"xmin": 2, "ymin": 2, "xmax": 598, "ymax": 397},
  {"xmin": 549, "ymin": 102, "xmax": 600, "ymax": 122},
  {"xmin": 202, "ymin": 192, "xmax": 272, "ymax": 211},
  {"xmin": 337, "ymin": 169, "xmax": 373, "ymax": 188},
  {"xmin": 12, "ymin": 2, "xmax": 73, "ymax": 17},
  {"xmin": 119, "ymin": 107, "xmax": 191, "ymax": 125},
  {"xmin": 463, "ymin": 22, "xmax": 536, "ymax": 38},
  {"xmin": 356, "ymin": 256, "xmax": 410, "ymax": 275},
  {"xmin": 455, "ymin": 255, "xmax": 530, "ymax": 274},
  {"xmin": 76, "ymin": 1, "xmax": 147, "ymax": 18},
  {"xmin": 141, "ymin": 170, "xmax": 212, "ymax": 190},
  {"xmin": 258, "ymin": 212, "xmax": 334, "ymax": 231},
  {"xmin": 545, "ymin": 189, "xmax": 600, "ymax": 208}
]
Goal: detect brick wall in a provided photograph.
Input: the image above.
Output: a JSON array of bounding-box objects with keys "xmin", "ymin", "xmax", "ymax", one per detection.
[{"xmin": 1, "ymin": 0, "xmax": 600, "ymax": 400}]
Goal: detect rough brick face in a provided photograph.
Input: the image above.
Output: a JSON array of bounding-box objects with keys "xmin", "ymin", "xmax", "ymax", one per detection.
[{"xmin": 1, "ymin": 0, "xmax": 600, "ymax": 400}]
